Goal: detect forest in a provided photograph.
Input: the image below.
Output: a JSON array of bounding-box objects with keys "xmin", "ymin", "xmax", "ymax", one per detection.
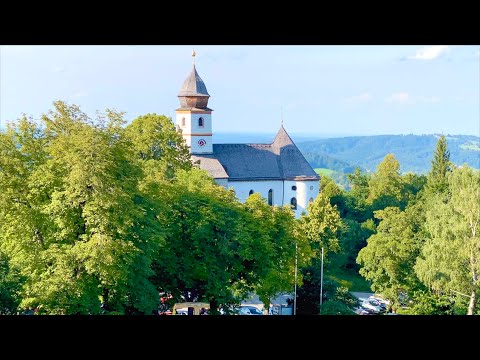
[
  {"xmin": 1, "ymin": 102, "xmax": 478, "ymax": 315},
  {"xmin": 298, "ymin": 133, "xmax": 480, "ymax": 174}
]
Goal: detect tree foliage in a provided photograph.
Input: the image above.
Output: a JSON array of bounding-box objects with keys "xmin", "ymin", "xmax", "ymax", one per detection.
[
  {"xmin": 124, "ymin": 113, "xmax": 192, "ymax": 181},
  {"xmin": 320, "ymin": 300, "xmax": 356, "ymax": 315},
  {"xmin": 244, "ymin": 194, "xmax": 309, "ymax": 309},
  {"xmin": 0, "ymin": 250, "xmax": 25, "ymax": 314},
  {"xmin": 415, "ymin": 166, "xmax": 480, "ymax": 314},
  {"xmin": 425, "ymin": 135, "xmax": 452, "ymax": 195},
  {"xmin": 367, "ymin": 153, "xmax": 404, "ymax": 209},
  {"xmin": 299, "ymin": 192, "xmax": 342, "ymax": 257},
  {"xmin": 151, "ymin": 169, "xmax": 315, "ymax": 314},
  {"xmin": 0, "ymin": 103, "xmax": 175, "ymax": 314},
  {"xmin": 356, "ymin": 203, "xmax": 427, "ymax": 306}
]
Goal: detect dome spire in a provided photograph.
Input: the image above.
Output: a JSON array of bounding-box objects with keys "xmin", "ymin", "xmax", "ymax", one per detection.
[{"xmin": 178, "ymin": 51, "xmax": 210, "ymax": 109}]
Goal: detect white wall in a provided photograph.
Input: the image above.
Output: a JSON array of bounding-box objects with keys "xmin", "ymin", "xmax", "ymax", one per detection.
[
  {"xmin": 176, "ymin": 111, "xmax": 213, "ymax": 153},
  {"xmin": 224, "ymin": 179, "xmax": 319, "ymax": 217},
  {"xmin": 215, "ymin": 178, "xmax": 229, "ymax": 188},
  {"xmin": 283, "ymin": 180, "xmax": 319, "ymax": 217},
  {"xmin": 228, "ymin": 180, "xmax": 285, "ymax": 206}
]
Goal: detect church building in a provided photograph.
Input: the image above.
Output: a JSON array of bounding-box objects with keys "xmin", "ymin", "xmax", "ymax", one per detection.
[{"xmin": 175, "ymin": 53, "xmax": 320, "ymax": 217}]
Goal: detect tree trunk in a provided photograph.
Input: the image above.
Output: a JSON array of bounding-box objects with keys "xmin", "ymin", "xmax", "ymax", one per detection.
[
  {"xmin": 209, "ymin": 298, "xmax": 218, "ymax": 315},
  {"xmin": 468, "ymin": 247, "xmax": 477, "ymax": 315},
  {"xmin": 467, "ymin": 289, "xmax": 476, "ymax": 315}
]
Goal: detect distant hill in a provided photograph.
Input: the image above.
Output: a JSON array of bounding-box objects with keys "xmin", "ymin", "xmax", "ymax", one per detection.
[{"xmin": 297, "ymin": 134, "xmax": 480, "ymax": 174}]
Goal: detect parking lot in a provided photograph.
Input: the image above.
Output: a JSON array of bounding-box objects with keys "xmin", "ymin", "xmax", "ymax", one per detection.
[{"xmin": 351, "ymin": 292, "xmax": 393, "ymax": 315}]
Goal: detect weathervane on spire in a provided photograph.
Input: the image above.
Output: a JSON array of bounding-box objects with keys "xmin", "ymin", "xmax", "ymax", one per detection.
[
  {"xmin": 192, "ymin": 49, "xmax": 196, "ymax": 65},
  {"xmin": 281, "ymin": 105, "xmax": 284, "ymax": 126}
]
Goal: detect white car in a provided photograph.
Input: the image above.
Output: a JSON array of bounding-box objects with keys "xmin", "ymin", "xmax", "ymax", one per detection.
[
  {"xmin": 175, "ymin": 307, "xmax": 188, "ymax": 315},
  {"xmin": 362, "ymin": 298, "xmax": 386, "ymax": 314},
  {"xmin": 368, "ymin": 296, "xmax": 389, "ymax": 310}
]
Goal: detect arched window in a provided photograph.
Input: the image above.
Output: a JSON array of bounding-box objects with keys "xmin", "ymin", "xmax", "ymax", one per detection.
[
  {"xmin": 309, "ymin": 197, "xmax": 314, "ymax": 203},
  {"xmin": 290, "ymin": 197, "xmax": 297, "ymax": 210},
  {"xmin": 310, "ymin": 186, "xmax": 314, "ymax": 190},
  {"xmin": 292, "ymin": 185, "xmax": 297, "ymax": 191},
  {"xmin": 268, "ymin": 189, "xmax": 273, "ymax": 206},
  {"xmin": 249, "ymin": 190, "xmax": 254, "ymax": 196},
  {"xmin": 198, "ymin": 117, "xmax": 204, "ymax": 127},
  {"xmin": 181, "ymin": 117, "xmax": 186, "ymax": 127}
]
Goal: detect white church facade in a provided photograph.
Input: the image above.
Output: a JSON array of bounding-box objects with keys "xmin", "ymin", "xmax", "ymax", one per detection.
[{"xmin": 175, "ymin": 54, "xmax": 319, "ymax": 217}]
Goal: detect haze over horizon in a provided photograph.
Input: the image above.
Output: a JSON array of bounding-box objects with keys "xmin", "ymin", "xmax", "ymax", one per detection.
[{"xmin": 1, "ymin": 45, "xmax": 479, "ymax": 136}]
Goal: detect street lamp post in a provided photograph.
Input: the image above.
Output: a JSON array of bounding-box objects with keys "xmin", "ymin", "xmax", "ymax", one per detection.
[
  {"xmin": 319, "ymin": 247, "xmax": 324, "ymax": 314},
  {"xmin": 294, "ymin": 242, "xmax": 298, "ymax": 315}
]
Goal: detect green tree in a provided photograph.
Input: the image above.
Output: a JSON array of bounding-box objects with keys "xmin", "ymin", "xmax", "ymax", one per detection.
[
  {"xmin": 319, "ymin": 286, "xmax": 358, "ymax": 315},
  {"xmin": 347, "ymin": 167, "xmax": 370, "ymax": 204},
  {"xmin": 415, "ymin": 166, "xmax": 480, "ymax": 315},
  {"xmin": 425, "ymin": 135, "xmax": 452, "ymax": 195},
  {"xmin": 0, "ymin": 251, "xmax": 25, "ymax": 314},
  {"xmin": 356, "ymin": 202, "xmax": 427, "ymax": 306},
  {"xmin": 320, "ymin": 175, "xmax": 350, "ymax": 217},
  {"xmin": 124, "ymin": 113, "xmax": 191, "ymax": 181},
  {"xmin": 367, "ymin": 153, "xmax": 404, "ymax": 210},
  {"xmin": 243, "ymin": 194, "xmax": 308, "ymax": 310},
  {"xmin": 335, "ymin": 218, "xmax": 376, "ymax": 272},
  {"xmin": 300, "ymin": 192, "xmax": 342, "ymax": 257},
  {"xmin": 402, "ymin": 172, "xmax": 427, "ymax": 203},
  {"xmin": 319, "ymin": 300, "xmax": 356, "ymax": 315},
  {"xmin": 153, "ymin": 168, "xmax": 282, "ymax": 314},
  {"xmin": 407, "ymin": 290, "xmax": 456, "ymax": 315},
  {"xmin": 296, "ymin": 193, "xmax": 342, "ymax": 314},
  {"xmin": 0, "ymin": 102, "xmax": 166, "ymax": 314}
]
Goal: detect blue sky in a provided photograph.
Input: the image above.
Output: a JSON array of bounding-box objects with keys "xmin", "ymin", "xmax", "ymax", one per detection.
[{"xmin": 1, "ymin": 45, "xmax": 478, "ymax": 137}]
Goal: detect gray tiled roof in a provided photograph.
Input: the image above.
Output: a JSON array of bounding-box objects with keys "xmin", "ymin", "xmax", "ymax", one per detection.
[
  {"xmin": 178, "ymin": 65, "xmax": 210, "ymax": 97},
  {"xmin": 191, "ymin": 155, "xmax": 229, "ymax": 179},
  {"xmin": 193, "ymin": 126, "xmax": 319, "ymax": 181}
]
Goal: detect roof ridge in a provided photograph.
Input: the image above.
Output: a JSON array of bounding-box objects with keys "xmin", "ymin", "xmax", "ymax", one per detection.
[{"xmin": 271, "ymin": 125, "xmax": 295, "ymax": 149}]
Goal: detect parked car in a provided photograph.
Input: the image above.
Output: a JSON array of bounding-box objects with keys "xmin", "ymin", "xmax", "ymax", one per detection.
[
  {"xmin": 237, "ymin": 305, "xmax": 264, "ymax": 315},
  {"xmin": 355, "ymin": 307, "xmax": 375, "ymax": 315},
  {"xmin": 362, "ymin": 298, "xmax": 387, "ymax": 314},
  {"xmin": 175, "ymin": 308, "xmax": 188, "ymax": 315},
  {"xmin": 172, "ymin": 302, "xmax": 210, "ymax": 315},
  {"xmin": 368, "ymin": 296, "xmax": 389, "ymax": 312}
]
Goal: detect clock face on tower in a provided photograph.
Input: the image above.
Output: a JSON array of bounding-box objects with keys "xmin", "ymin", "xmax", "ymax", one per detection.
[{"xmin": 198, "ymin": 139, "xmax": 206, "ymax": 147}]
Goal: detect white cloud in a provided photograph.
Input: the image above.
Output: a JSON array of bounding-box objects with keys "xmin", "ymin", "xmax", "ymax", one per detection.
[
  {"xmin": 52, "ymin": 66, "xmax": 65, "ymax": 73},
  {"xmin": 346, "ymin": 92, "xmax": 373, "ymax": 103},
  {"xmin": 418, "ymin": 96, "xmax": 440, "ymax": 103},
  {"xmin": 386, "ymin": 92, "xmax": 410, "ymax": 104},
  {"xmin": 408, "ymin": 45, "xmax": 450, "ymax": 60}
]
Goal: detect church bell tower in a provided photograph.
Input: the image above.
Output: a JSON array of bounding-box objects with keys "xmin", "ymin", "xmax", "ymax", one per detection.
[{"xmin": 176, "ymin": 51, "xmax": 213, "ymax": 154}]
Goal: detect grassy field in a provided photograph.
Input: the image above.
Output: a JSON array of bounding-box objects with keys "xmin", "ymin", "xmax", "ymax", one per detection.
[
  {"xmin": 460, "ymin": 143, "xmax": 480, "ymax": 151},
  {"xmin": 314, "ymin": 168, "xmax": 335, "ymax": 176},
  {"xmin": 325, "ymin": 267, "xmax": 372, "ymax": 292},
  {"xmin": 326, "ymin": 253, "xmax": 372, "ymax": 292}
]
